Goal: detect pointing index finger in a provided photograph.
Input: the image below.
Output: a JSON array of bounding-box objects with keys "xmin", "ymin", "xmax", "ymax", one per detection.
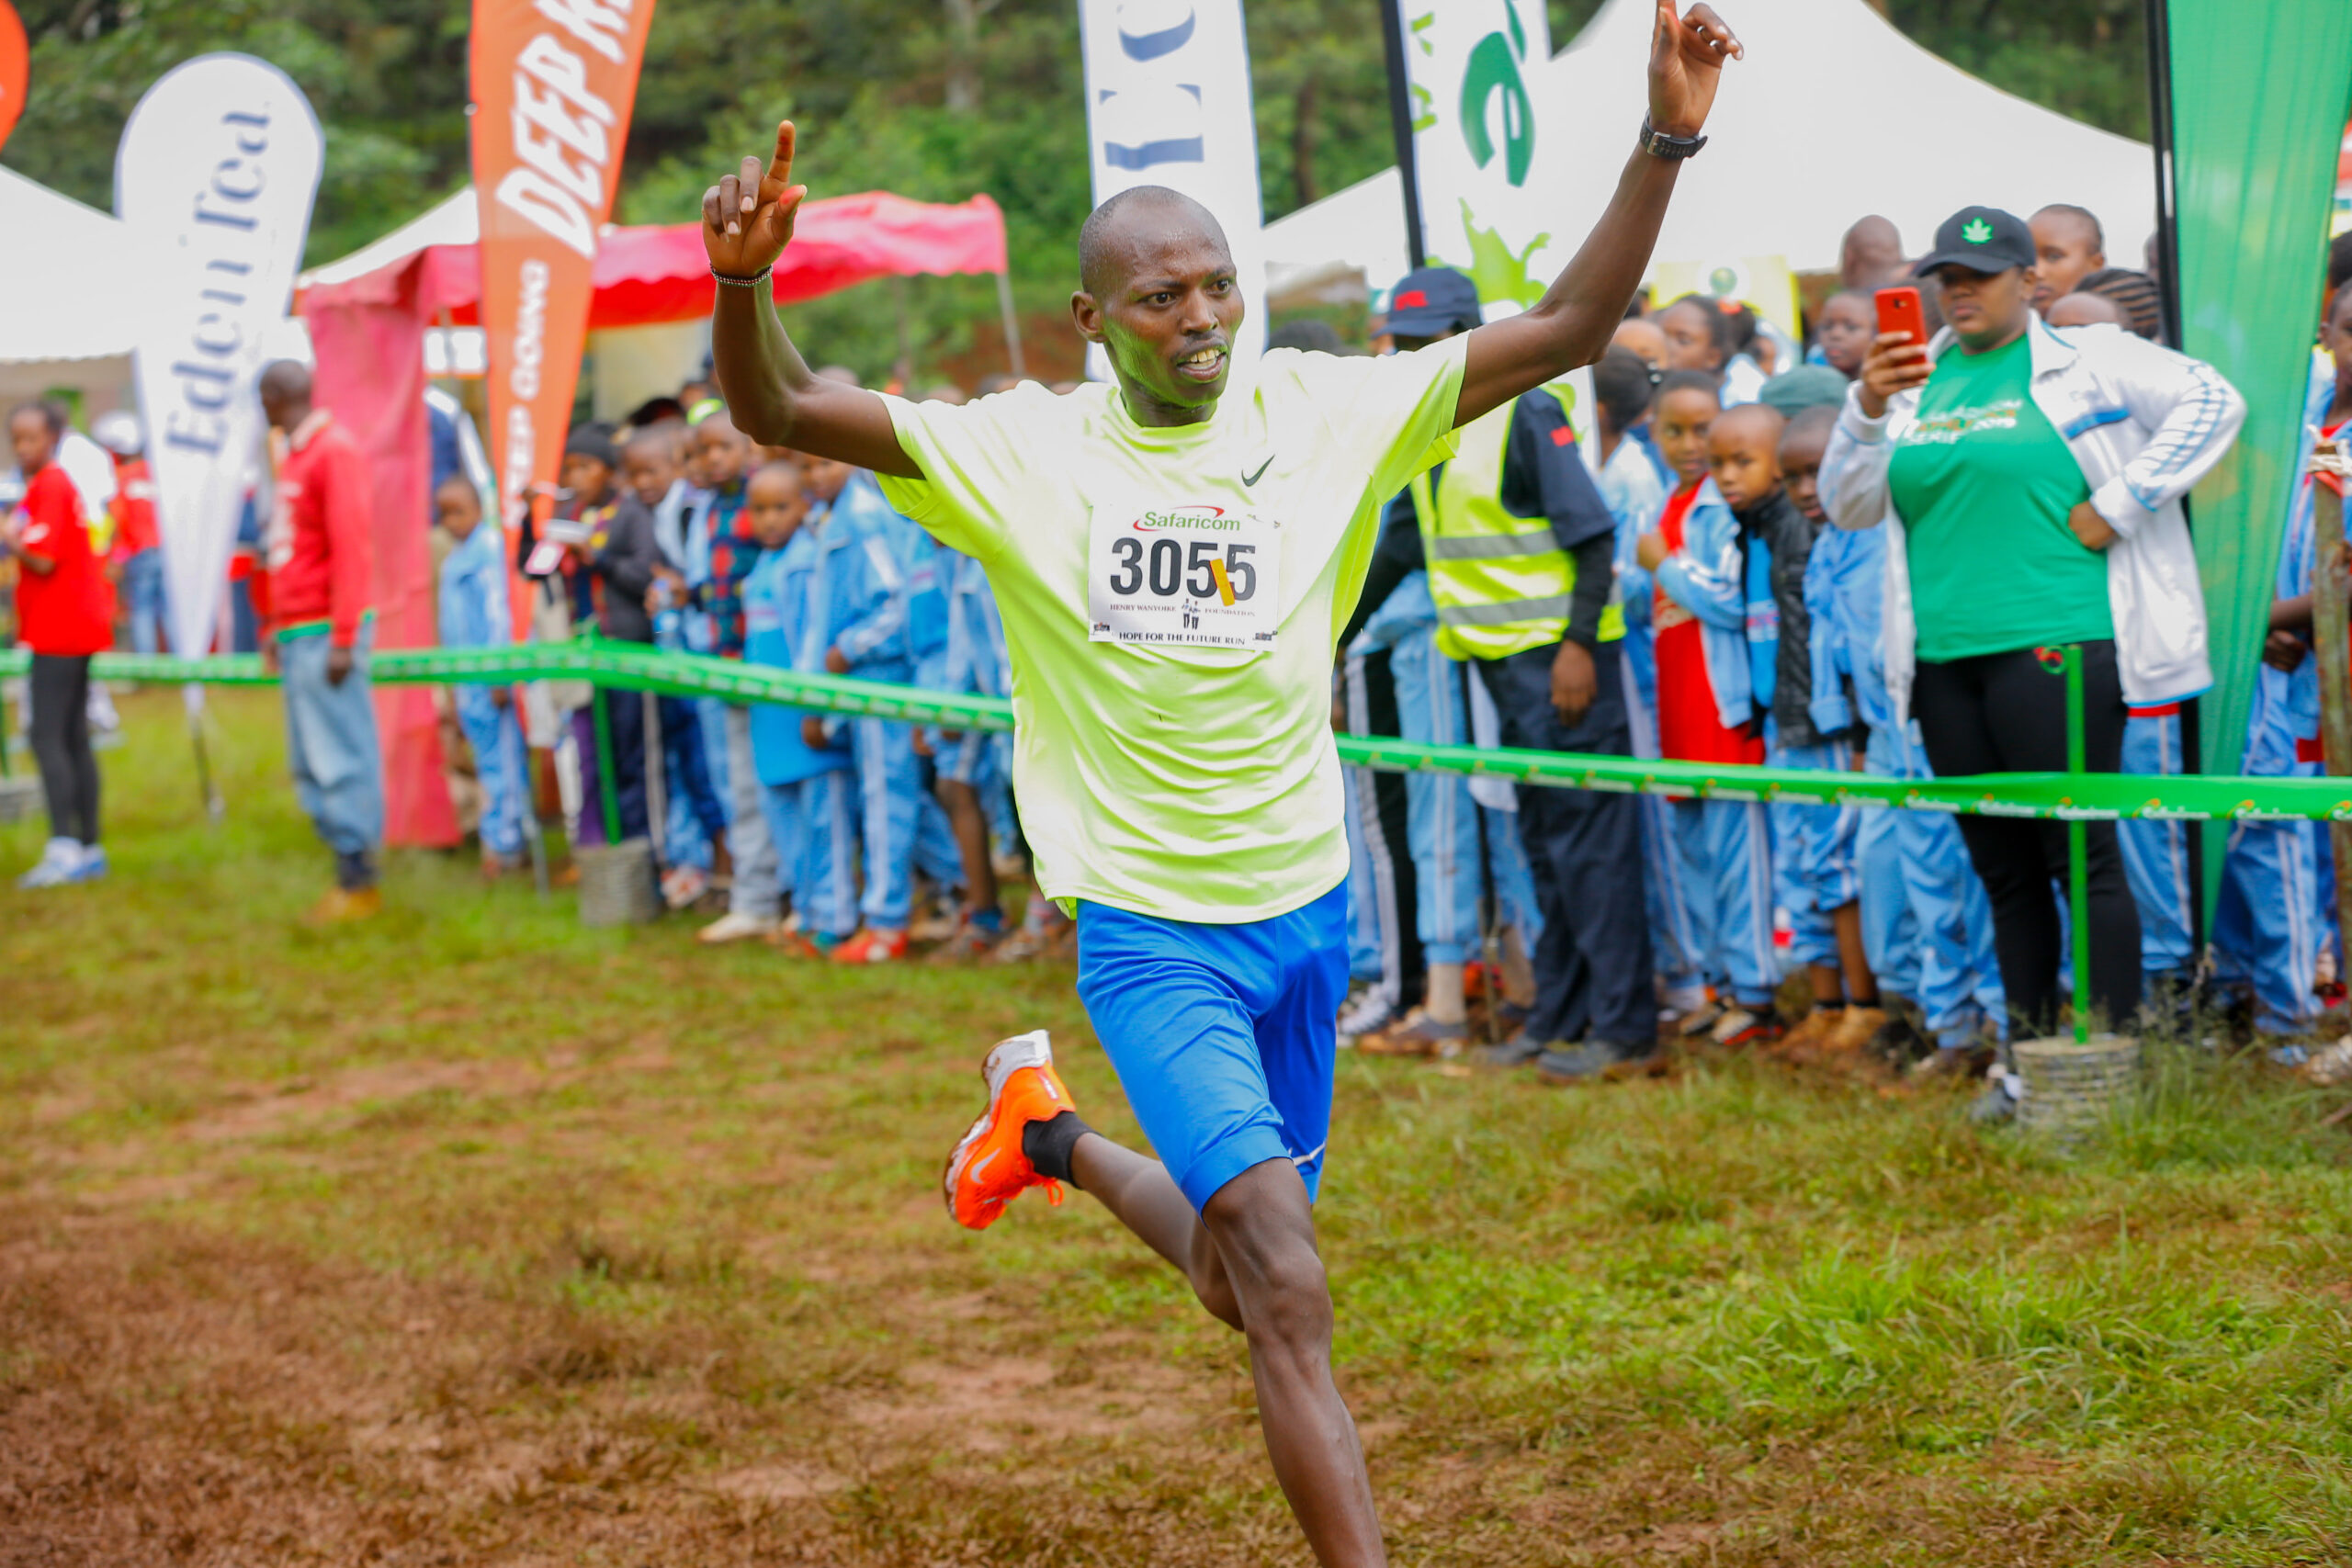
[{"xmin": 768, "ymin": 120, "xmax": 797, "ymax": 188}]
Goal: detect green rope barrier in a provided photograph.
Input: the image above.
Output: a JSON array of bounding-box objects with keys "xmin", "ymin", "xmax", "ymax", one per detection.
[{"xmin": 15, "ymin": 643, "xmax": 2352, "ymax": 823}]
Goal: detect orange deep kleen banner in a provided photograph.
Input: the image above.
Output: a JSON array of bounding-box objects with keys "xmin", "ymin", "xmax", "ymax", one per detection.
[{"xmin": 469, "ymin": 0, "xmax": 657, "ymax": 624}]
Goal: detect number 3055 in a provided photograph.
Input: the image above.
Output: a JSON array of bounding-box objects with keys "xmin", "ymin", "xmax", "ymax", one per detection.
[{"xmin": 1108, "ymin": 538, "xmax": 1257, "ymax": 600}]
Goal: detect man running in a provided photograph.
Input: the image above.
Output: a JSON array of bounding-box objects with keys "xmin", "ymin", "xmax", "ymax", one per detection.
[{"xmin": 703, "ymin": 8, "xmax": 1739, "ymax": 1561}]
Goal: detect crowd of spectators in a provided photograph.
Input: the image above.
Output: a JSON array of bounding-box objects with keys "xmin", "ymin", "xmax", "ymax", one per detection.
[{"xmin": 8, "ymin": 207, "xmax": 2352, "ymax": 1101}]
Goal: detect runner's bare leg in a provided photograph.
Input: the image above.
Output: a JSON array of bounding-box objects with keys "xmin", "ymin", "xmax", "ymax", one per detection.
[{"xmin": 1071, "ymin": 1139, "xmax": 1386, "ymax": 1568}]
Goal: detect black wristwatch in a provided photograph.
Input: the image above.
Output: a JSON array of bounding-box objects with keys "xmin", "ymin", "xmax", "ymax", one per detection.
[{"xmin": 1637, "ymin": 115, "xmax": 1707, "ymax": 160}]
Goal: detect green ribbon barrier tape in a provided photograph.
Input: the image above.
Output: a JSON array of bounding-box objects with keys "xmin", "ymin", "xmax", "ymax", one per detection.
[{"xmin": 17, "ymin": 644, "xmax": 2352, "ymax": 823}]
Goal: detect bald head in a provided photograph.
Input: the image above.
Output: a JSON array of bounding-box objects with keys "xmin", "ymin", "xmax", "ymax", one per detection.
[
  {"xmin": 1712, "ymin": 402, "xmax": 1785, "ymax": 447},
  {"xmin": 1841, "ymin": 215, "xmax": 1905, "ymax": 290},
  {"xmin": 2046, "ymin": 291, "xmax": 2125, "ymax": 329},
  {"xmin": 1079, "ymin": 185, "xmax": 1231, "ymax": 299}
]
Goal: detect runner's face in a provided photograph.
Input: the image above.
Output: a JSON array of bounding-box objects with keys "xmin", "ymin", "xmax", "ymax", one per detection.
[
  {"xmin": 1078, "ymin": 228, "xmax": 1244, "ymax": 419},
  {"xmin": 1655, "ymin": 389, "xmax": 1718, "ymax": 485}
]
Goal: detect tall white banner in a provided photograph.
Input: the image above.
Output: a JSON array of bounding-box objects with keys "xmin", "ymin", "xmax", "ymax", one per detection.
[
  {"xmin": 1076, "ymin": 0, "xmax": 1267, "ymax": 379},
  {"xmin": 118, "ymin": 53, "xmax": 322, "ymax": 660},
  {"xmin": 1390, "ymin": 0, "xmax": 1591, "ymax": 435}
]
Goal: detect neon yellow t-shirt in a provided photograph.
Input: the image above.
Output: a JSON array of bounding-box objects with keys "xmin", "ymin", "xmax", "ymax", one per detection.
[{"xmin": 876, "ymin": 337, "xmax": 1472, "ymax": 923}]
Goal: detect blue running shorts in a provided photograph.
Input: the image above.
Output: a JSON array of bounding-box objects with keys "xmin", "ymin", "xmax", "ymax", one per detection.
[{"xmin": 1074, "ymin": 881, "xmax": 1350, "ymax": 1212}]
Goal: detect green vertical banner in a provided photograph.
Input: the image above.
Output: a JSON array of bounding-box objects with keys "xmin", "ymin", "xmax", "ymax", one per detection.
[{"xmin": 2165, "ymin": 0, "xmax": 2352, "ymax": 911}]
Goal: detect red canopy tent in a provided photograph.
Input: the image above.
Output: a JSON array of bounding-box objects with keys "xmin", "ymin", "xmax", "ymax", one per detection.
[{"xmin": 296, "ymin": 192, "xmax": 1008, "ymax": 847}]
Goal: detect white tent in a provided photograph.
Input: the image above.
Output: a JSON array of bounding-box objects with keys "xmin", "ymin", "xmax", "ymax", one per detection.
[
  {"xmin": 1263, "ymin": 0, "xmax": 2155, "ymax": 298},
  {"xmin": 0, "ymin": 167, "xmax": 136, "ymax": 363},
  {"xmin": 294, "ymin": 186, "xmax": 477, "ymax": 291}
]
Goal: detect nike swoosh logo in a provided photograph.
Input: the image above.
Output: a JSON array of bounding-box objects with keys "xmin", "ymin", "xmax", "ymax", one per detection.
[
  {"xmin": 1241, "ymin": 455, "xmax": 1274, "ymax": 487},
  {"xmin": 972, "ymin": 1149, "xmax": 1001, "ymax": 1179}
]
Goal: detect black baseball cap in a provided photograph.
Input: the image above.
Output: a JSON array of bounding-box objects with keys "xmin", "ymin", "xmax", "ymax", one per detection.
[
  {"xmin": 1385, "ymin": 266, "xmax": 1483, "ymax": 337},
  {"xmin": 1912, "ymin": 206, "xmax": 2035, "ymax": 279}
]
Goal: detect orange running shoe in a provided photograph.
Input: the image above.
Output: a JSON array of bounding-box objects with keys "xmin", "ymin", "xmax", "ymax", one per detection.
[
  {"xmin": 944, "ymin": 1030, "xmax": 1077, "ymax": 1230},
  {"xmin": 831, "ymin": 926, "xmax": 910, "ymax": 964}
]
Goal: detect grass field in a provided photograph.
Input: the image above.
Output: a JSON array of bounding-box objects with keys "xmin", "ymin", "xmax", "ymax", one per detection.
[{"xmin": 4, "ymin": 685, "xmax": 2351, "ymax": 1566}]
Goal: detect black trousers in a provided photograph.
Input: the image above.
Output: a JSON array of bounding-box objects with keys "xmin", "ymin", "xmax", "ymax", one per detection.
[
  {"xmin": 1343, "ymin": 649, "xmax": 1424, "ymax": 1012},
  {"xmin": 1911, "ymin": 640, "xmax": 2141, "ymax": 1037},
  {"xmin": 1477, "ymin": 639, "xmax": 1653, "ymax": 1048},
  {"xmin": 28, "ymin": 652, "xmax": 99, "ymax": 846}
]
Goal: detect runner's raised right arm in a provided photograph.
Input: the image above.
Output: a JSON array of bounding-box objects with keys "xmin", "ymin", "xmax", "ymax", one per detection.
[{"xmin": 702, "ymin": 121, "xmax": 923, "ymax": 479}]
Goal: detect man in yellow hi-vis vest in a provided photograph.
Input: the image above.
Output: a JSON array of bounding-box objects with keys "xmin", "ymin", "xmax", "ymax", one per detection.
[{"xmin": 1344, "ymin": 267, "xmax": 1657, "ymax": 1083}]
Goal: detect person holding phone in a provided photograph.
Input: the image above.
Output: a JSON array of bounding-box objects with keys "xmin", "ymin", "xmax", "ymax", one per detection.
[{"xmin": 1819, "ymin": 206, "xmax": 2243, "ymax": 1076}]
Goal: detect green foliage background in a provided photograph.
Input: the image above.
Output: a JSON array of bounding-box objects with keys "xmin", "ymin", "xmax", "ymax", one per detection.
[{"xmin": 5, "ymin": 0, "xmax": 2147, "ymax": 380}]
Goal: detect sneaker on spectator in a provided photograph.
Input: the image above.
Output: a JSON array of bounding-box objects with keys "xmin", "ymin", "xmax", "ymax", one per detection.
[
  {"xmin": 1470, "ymin": 1032, "xmax": 1547, "ymax": 1068},
  {"xmin": 1867, "ymin": 1010, "xmax": 1932, "ymax": 1069},
  {"xmin": 661, "ymin": 863, "xmax": 709, "ymax": 908},
  {"xmin": 1826, "ymin": 1006, "xmax": 1888, "ymax": 1054},
  {"xmin": 1773, "ymin": 1006, "xmax": 1842, "ymax": 1059},
  {"xmin": 832, "ymin": 927, "xmax": 909, "ymax": 964},
  {"xmin": 1671, "ymin": 998, "xmax": 1725, "ymax": 1039},
  {"xmin": 1712, "ymin": 1006, "xmax": 1783, "ymax": 1049},
  {"xmin": 1968, "ymin": 1075, "xmax": 2020, "ymax": 1124},
  {"xmin": 1336, "ymin": 986, "xmax": 1399, "ymax": 1045},
  {"xmin": 930, "ymin": 912, "xmax": 1007, "ymax": 962},
  {"xmin": 1535, "ymin": 1041, "xmax": 1663, "ymax": 1085},
  {"xmin": 1357, "ymin": 1010, "xmax": 1467, "ymax": 1058},
  {"xmin": 2302, "ymin": 1038, "xmax": 2352, "ymax": 1088},
  {"xmin": 66, "ymin": 845, "xmax": 107, "ymax": 884},
  {"xmin": 698, "ymin": 910, "xmax": 779, "ymax": 944},
  {"xmin": 1909, "ymin": 1043, "xmax": 1995, "ymax": 1083},
  {"xmin": 16, "ymin": 838, "xmax": 85, "ymax": 889}
]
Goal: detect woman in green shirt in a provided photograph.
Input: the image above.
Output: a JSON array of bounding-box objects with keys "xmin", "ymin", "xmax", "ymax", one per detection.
[{"xmin": 1853, "ymin": 207, "xmax": 2143, "ymax": 1043}]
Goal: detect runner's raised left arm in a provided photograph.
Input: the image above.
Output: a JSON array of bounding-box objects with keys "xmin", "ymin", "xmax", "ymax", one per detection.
[{"xmin": 1455, "ymin": 2, "xmax": 1742, "ymax": 427}]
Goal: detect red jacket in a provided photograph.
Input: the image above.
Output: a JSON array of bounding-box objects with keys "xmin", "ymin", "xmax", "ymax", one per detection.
[
  {"xmin": 13, "ymin": 465, "xmax": 111, "ymax": 655},
  {"xmin": 261, "ymin": 411, "xmax": 374, "ymax": 647},
  {"xmin": 109, "ymin": 456, "xmax": 158, "ymax": 558}
]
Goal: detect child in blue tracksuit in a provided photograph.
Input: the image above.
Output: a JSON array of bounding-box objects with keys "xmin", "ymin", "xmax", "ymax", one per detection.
[
  {"xmin": 738, "ymin": 461, "xmax": 842, "ymax": 924},
  {"xmin": 2214, "ymin": 344, "xmax": 2347, "ymax": 1041},
  {"xmin": 1645, "ymin": 413, "xmax": 1781, "ymax": 1043},
  {"xmin": 1593, "ymin": 348, "xmax": 1709, "ymax": 1018},
  {"xmin": 932, "ymin": 548, "xmax": 1021, "ymax": 954},
  {"xmin": 434, "ymin": 474, "xmax": 528, "ymax": 874},
  {"xmin": 626, "ymin": 427, "xmax": 726, "ymax": 898},
  {"xmin": 797, "ymin": 467, "xmax": 922, "ymax": 961},
  {"xmin": 877, "ymin": 475, "xmax": 967, "ymax": 905},
  {"xmin": 1804, "ymin": 417, "xmax": 2005, "ymax": 1073}
]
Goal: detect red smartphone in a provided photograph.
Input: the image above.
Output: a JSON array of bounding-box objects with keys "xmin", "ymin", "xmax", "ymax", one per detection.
[{"xmin": 1874, "ymin": 286, "xmax": 1927, "ymax": 348}]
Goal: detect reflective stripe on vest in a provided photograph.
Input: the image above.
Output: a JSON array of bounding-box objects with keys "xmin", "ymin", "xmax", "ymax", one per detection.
[{"xmin": 1409, "ymin": 387, "xmax": 1624, "ymax": 661}]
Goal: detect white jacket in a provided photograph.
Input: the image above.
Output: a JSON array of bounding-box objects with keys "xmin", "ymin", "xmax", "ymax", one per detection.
[{"xmin": 1820, "ymin": 315, "xmax": 2245, "ymax": 721}]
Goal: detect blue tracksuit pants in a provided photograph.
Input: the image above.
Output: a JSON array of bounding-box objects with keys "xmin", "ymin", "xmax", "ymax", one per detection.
[
  {"xmin": 795, "ymin": 768, "xmax": 862, "ymax": 940},
  {"xmin": 1860, "ymin": 723, "xmax": 2006, "ymax": 1045},
  {"xmin": 2120, "ymin": 709, "xmax": 2197, "ymax": 981},
  {"xmin": 2214, "ymin": 818, "xmax": 2335, "ymax": 1035},
  {"xmin": 1667, "ymin": 795, "xmax": 1777, "ymax": 1009},
  {"xmin": 456, "ymin": 686, "xmax": 527, "ymax": 860},
  {"xmin": 1769, "ymin": 736, "xmax": 1859, "ymax": 972},
  {"xmin": 1620, "ymin": 642, "xmax": 1705, "ymax": 997},
  {"xmin": 1388, "ymin": 626, "xmax": 1540, "ymax": 962},
  {"xmin": 760, "ymin": 778, "xmax": 808, "ymax": 913}
]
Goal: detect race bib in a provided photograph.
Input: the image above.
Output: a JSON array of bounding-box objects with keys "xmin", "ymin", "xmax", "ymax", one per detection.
[{"xmin": 1086, "ymin": 500, "xmax": 1283, "ymax": 650}]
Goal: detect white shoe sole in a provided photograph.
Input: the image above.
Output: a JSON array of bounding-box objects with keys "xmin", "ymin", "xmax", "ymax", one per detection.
[{"xmin": 941, "ymin": 1030, "xmax": 1055, "ymax": 1224}]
